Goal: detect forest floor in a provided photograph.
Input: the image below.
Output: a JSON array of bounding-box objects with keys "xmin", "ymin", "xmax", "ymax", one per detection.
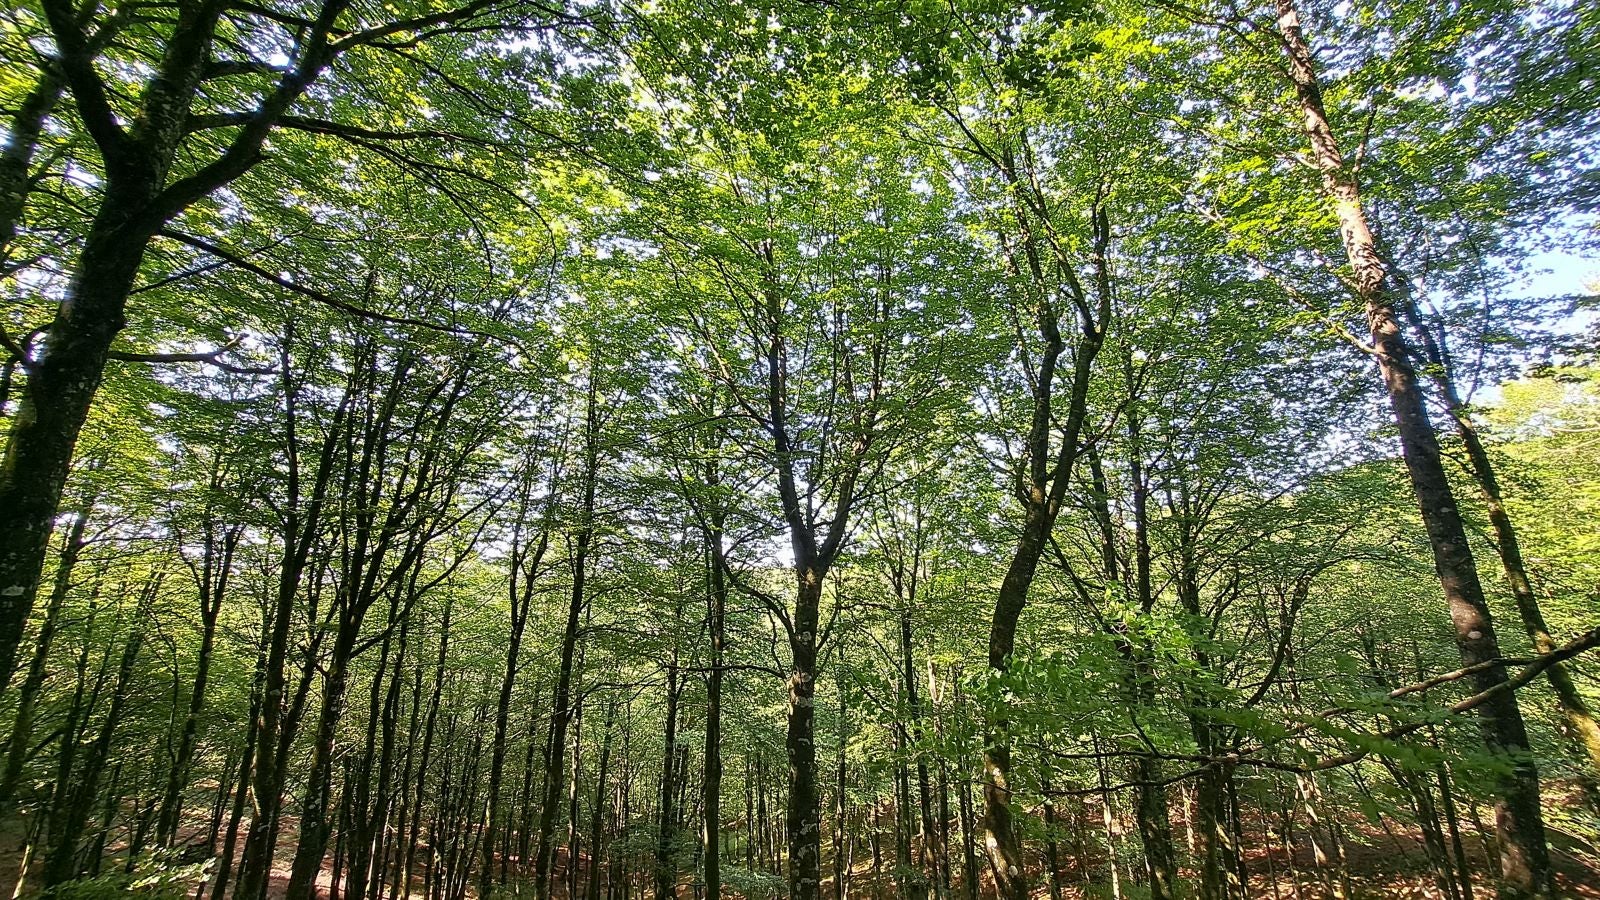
[
  {"xmin": 2, "ymin": 808, "xmax": 1598, "ymax": 899},
  {"xmin": 1221, "ymin": 819, "xmax": 1600, "ymax": 899}
]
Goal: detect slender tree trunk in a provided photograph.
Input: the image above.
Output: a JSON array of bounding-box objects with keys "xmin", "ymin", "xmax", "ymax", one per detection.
[
  {"xmin": 404, "ymin": 597, "xmax": 454, "ymax": 898},
  {"xmin": 482, "ymin": 509, "xmax": 544, "ymax": 897},
  {"xmin": 703, "ymin": 501, "xmax": 727, "ymax": 900},
  {"xmin": 1041, "ymin": 778, "xmax": 1062, "ymax": 900},
  {"xmin": 569, "ymin": 692, "xmax": 587, "ymax": 900},
  {"xmin": 954, "ymin": 680, "xmax": 979, "ymax": 900},
  {"xmin": 834, "ymin": 661, "xmax": 852, "ymax": 900},
  {"xmin": 657, "ymin": 643, "xmax": 682, "ymax": 900},
  {"xmin": 210, "ymin": 681, "xmax": 261, "ymax": 900},
  {"xmin": 1438, "ymin": 762, "xmax": 1475, "ymax": 900},
  {"xmin": 894, "ymin": 722, "xmax": 913, "ymax": 900},
  {"xmin": 590, "ymin": 702, "xmax": 617, "ymax": 900},
  {"xmin": 156, "ymin": 523, "xmax": 240, "ymax": 846},
  {"xmin": 1273, "ymin": 3, "xmax": 1551, "ymax": 894},
  {"xmin": 363, "ymin": 613, "xmax": 409, "ymax": 900},
  {"xmin": 42, "ymin": 577, "xmax": 155, "ymax": 887},
  {"xmin": 238, "ymin": 354, "xmax": 352, "ymax": 900},
  {"xmin": 285, "ymin": 622, "xmax": 360, "ymax": 900},
  {"xmin": 1088, "ymin": 447, "xmax": 1176, "ymax": 900},
  {"xmin": 1095, "ymin": 741, "xmax": 1122, "ymax": 900},
  {"xmin": 0, "ymin": 65, "xmax": 65, "ymax": 263},
  {"xmin": 895, "ymin": 606, "xmax": 936, "ymax": 889},
  {"xmin": 537, "ymin": 378, "xmax": 599, "ymax": 900}
]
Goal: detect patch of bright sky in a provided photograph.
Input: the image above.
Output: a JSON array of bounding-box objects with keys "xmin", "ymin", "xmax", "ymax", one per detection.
[{"xmin": 1518, "ymin": 248, "xmax": 1597, "ymax": 300}]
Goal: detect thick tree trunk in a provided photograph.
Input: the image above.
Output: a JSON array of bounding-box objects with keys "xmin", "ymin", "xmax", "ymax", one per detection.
[
  {"xmin": 981, "ymin": 523, "xmax": 1045, "ymax": 900},
  {"xmin": 1404, "ymin": 309, "xmax": 1600, "ymax": 786},
  {"xmin": 785, "ymin": 576, "xmax": 823, "ymax": 900},
  {"xmin": 1273, "ymin": 2, "xmax": 1551, "ymax": 894},
  {"xmin": 0, "ymin": 197, "xmax": 152, "ymax": 688},
  {"xmin": 0, "ymin": 505, "xmax": 90, "ymax": 804}
]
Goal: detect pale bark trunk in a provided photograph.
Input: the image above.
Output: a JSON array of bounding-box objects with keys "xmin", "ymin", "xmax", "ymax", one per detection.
[{"xmin": 1272, "ymin": 2, "xmax": 1551, "ymax": 893}]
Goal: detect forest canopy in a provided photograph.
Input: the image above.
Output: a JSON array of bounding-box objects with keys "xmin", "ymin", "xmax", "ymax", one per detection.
[{"xmin": 1, "ymin": 0, "xmax": 1599, "ymax": 898}]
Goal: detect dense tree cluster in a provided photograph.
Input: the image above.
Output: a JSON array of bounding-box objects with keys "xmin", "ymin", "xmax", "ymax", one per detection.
[{"xmin": 1, "ymin": 0, "xmax": 1598, "ymax": 898}]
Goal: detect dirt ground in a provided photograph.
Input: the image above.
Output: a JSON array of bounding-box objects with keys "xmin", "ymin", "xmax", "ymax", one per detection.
[{"xmin": 2, "ymin": 805, "xmax": 1596, "ymax": 898}]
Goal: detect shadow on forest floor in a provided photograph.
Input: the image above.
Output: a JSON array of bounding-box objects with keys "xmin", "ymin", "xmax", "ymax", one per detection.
[{"xmin": 1, "ymin": 798, "xmax": 1597, "ymax": 899}]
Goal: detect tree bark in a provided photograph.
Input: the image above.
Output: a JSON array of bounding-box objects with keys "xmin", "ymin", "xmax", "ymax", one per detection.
[
  {"xmin": 1273, "ymin": 2, "xmax": 1551, "ymax": 894},
  {"xmin": 156, "ymin": 521, "xmax": 241, "ymax": 846},
  {"xmin": 41, "ymin": 576, "xmax": 157, "ymax": 888},
  {"xmin": 482, "ymin": 487, "xmax": 548, "ymax": 897},
  {"xmin": 590, "ymin": 701, "xmax": 617, "ymax": 900},
  {"xmin": 537, "ymin": 375, "xmax": 600, "ymax": 900},
  {"xmin": 658, "ymin": 638, "xmax": 682, "ymax": 900},
  {"xmin": 702, "ymin": 495, "xmax": 728, "ymax": 900},
  {"xmin": 0, "ymin": 505, "xmax": 90, "ymax": 805},
  {"xmin": 1403, "ymin": 304, "xmax": 1600, "ymax": 787},
  {"xmin": 979, "ymin": 170, "xmax": 1110, "ymax": 900}
]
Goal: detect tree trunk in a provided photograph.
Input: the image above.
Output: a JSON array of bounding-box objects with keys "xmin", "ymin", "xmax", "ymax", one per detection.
[
  {"xmin": 42, "ymin": 577, "xmax": 155, "ymax": 887},
  {"xmin": 1273, "ymin": 2, "xmax": 1551, "ymax": 894},
  {"xmin": 238, "ymin": 352, "xmax": 353, "ymax": 900},
  {"xmin": 658, "ymin": 644, "xmax": 682, "ymax": 900},
  {"xmin": 0, "ymin": 65, "xmax": 65, "ymax": 263},
  {"xmin": 482, "ymin": 502, "xmax": 545, "ymax": 897},
  {"xmin": 1041, "ymin": 779, "xmax": 1062, "ymax": 900},
  {"xmin": 1404, "ymin": 305, "xmax": 1600, "ymax": 789},
  {"xmin": 284, "ymin": 621, "xmax": 361, "ymax": 900},
  {"xmin": 211, "ymin": 677, "xmax": 262, "ymax": 900},
  {"xmin": 537, "ymin": 376, "xmax": 599, "ymax": 900},
  {"xmin": 0, "ymin": 192, "xmax": 154, "ymax": 690},
  {"xmin": 156, "ymin": 523, "xmax": 240, "ymax": 846},
  {"xmin": 590, "ymin": 701, "xmax": 617, "ymax": 900},
  {"xmin": 703, "ymin": 500, "xmax": 727, "ymax": 900},
  {"xmin": 0, "ymin": 505, "xmax": 90, "ymax": 804},
  {"xmin": 785, "ymin": 575, "xmax": 823, "ymax": 900}
]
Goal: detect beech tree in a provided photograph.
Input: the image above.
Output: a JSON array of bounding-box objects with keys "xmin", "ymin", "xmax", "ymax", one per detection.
[{"xmin": 1, "ymin": 1, "xmax": 1598, "ymax": 899}]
